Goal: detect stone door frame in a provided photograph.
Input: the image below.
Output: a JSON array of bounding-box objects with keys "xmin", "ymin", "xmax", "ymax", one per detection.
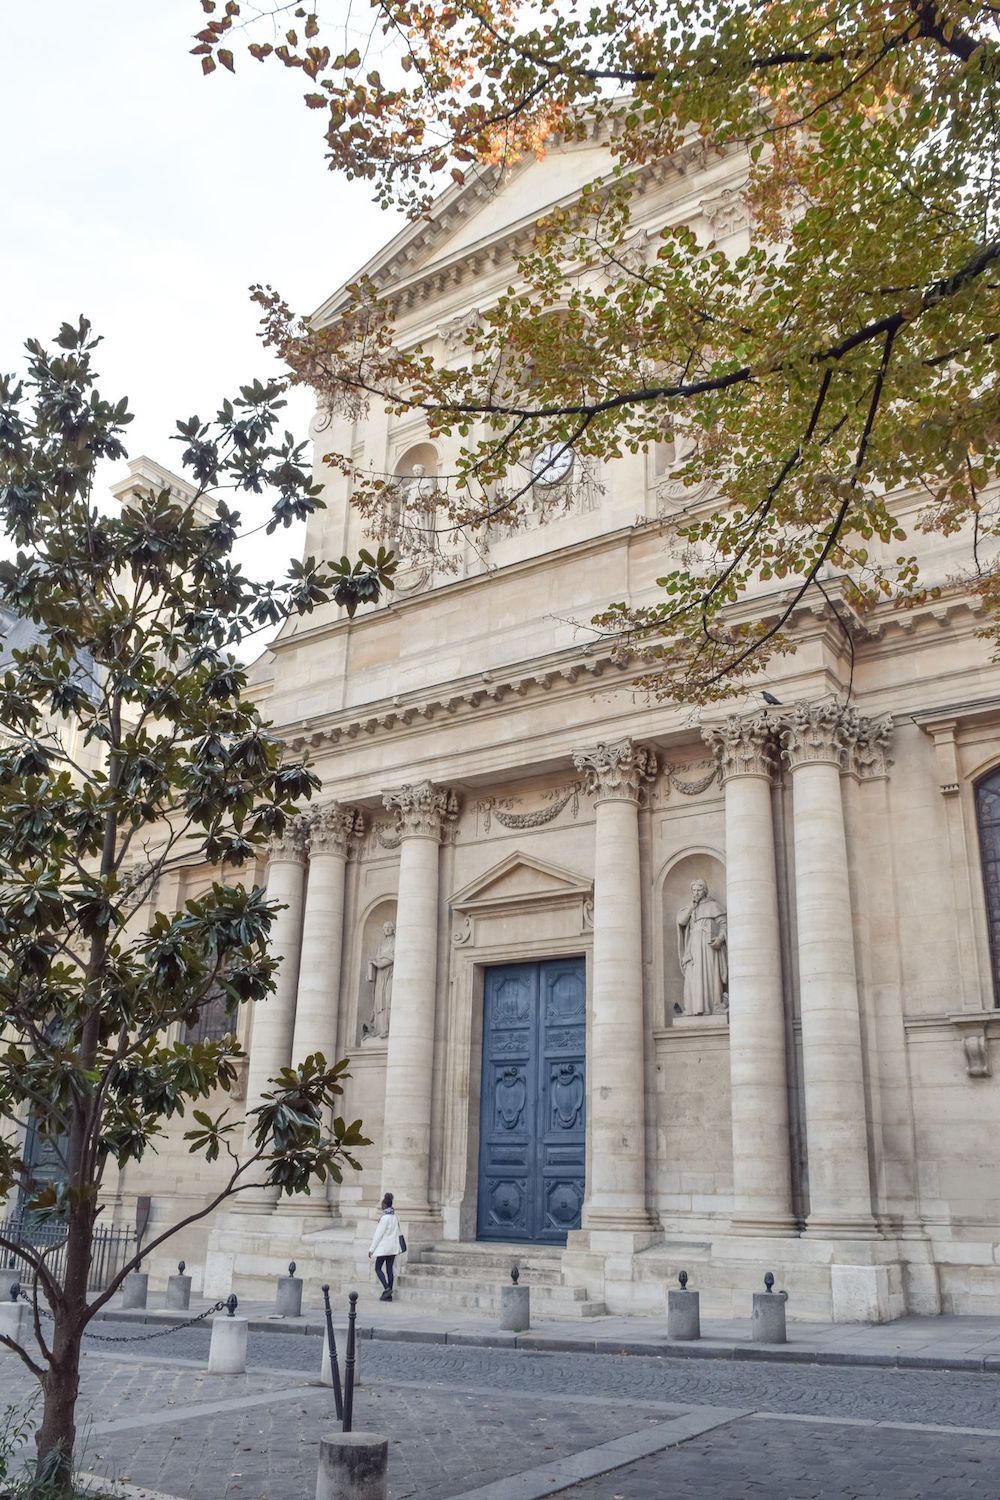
[{"xmin": 439, "ymin": 852, "xmax": 594, "ymax": 1241}]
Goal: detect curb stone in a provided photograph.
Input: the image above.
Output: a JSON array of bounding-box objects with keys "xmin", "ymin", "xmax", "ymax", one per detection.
[{"xmin": 85, "ymin": 1308, "xmax": 1000, "ymax": 1375}]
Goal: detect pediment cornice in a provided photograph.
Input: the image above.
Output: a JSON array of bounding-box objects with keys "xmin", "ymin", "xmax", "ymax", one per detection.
[{"xmin": 313, "ymin": 131, "xmax": 729, "ymax": 327}]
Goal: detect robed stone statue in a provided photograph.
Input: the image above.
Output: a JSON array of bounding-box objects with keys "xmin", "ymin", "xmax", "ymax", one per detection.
[
  {"xmin": 676, "ymin": 879, "xmax": 728, "ymax": 1015},
  {"xmin": 363, "ymin": 920, "xmax": 395, "ymax": 1040}
]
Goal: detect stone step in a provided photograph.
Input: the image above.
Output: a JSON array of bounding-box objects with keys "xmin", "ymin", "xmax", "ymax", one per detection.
[
  {"xmin": 405, "ymin": 1263, "xmax": 582, "ymax": 1296},
  {"xmin": 417, "ymin": 1252, "xmax": 564, "ymax": 1286},
  {"xmin": 390, "ymin": 1276, "xmax": 607, "ymax": 1319},
  {"xmin": 416, "ymin": 1243, "xmax": 561, "ymax": 1266}
]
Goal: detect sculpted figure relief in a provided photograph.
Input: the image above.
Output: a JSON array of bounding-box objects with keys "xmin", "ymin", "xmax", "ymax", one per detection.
[
  {"xmin": 676, "ymin": 879, "xmax": 728, "ymax": 1016},
  {"xmin": 363, "ymin": 920, "xmax": 395, "ymax": 1041}
]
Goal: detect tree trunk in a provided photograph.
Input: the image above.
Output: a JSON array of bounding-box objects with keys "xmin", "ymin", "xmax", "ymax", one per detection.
[
  {"xmin": 30, "ymin": 1202, "xmax": 94, "ymax": 1498},
  {"xmin": 31, "ymin": 1340, "xmax": 83, "ymax": 1498}
]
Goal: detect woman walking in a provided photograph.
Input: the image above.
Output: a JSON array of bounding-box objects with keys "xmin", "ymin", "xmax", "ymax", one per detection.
[{"xmin": 369, "ymin": 1192, "xmax": 403, "ymax": 1301}]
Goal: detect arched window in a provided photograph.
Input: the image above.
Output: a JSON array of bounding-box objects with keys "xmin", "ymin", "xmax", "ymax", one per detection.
[{"xmin": 975, "ymin": 767, "xmax": 1000, "ymax": 1007}]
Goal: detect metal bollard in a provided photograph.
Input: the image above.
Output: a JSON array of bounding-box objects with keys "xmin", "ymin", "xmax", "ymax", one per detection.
[
  {"xmin": 499, "ymin": 1263, "xmax": 530, "ymax": 1332},
  {"xmin": 667, "ymin": 1269, "xmax": 701, "ymax": 1341},
  {"xmin": 751, "ymin": 1271, "xmax": 787, "ymax": 1343},
  {"xmin": 208, "ymin": 1294, "xmax": 248, "ymax": 1373},
  {"xmin": 316, "ymin": 1432, "xmax": 388, "ymax": 1500},
  {"xmin": 321, "ymin": 1283, "xmax": 344, "ymax": 1421},
  {"xmin": 342, "ymin": 1291, "xmax": 359, "ymax": 1433},
  {"xmin": 275, "ymin": 1259, "xmax": 303, "ymax": 1318},
  {"xmin": 121, "ymin": 1271, "xmax": 148, "ymax": 1310},
  {"xmin": 166, "ymin": 1260, "xmax": 192, "ymax": 1310}
]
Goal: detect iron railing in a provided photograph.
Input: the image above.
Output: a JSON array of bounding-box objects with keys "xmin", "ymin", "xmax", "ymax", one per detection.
[{"xmin": 0, "ymin": 1215, "xmax": 136, "ymax": 1294}]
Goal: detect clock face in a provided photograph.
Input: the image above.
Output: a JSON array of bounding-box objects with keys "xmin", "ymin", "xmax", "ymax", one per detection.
[{"xmin": 530, "ymin": 443, "xmax": 574, "ymax": 487}]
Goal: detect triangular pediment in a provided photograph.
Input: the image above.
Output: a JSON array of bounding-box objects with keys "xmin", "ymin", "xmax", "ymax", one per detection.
[
  {"xmin": 313, "ymin": 137, "xmax": 615, "ymax": 324},
  {"xmin": 451, "ymin": 851, "xmax": 592, "ymax": 915}
]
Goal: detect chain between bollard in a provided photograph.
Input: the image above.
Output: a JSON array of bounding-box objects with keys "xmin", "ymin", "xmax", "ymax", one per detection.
[{"xmin": 15, "ymin": 1287, "xmax": 230, "ymax": 1342}]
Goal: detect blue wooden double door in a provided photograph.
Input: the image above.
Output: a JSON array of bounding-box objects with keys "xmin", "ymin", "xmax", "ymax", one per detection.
[{"xmin": 477, "ymin": 958, "xmax": 586, "ymax": 1244}]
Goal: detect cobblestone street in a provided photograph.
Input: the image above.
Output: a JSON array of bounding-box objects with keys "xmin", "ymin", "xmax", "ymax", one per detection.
[{"xmin": 5, "ymin": 1326, "xmax": 1000, "ymax": 1498}]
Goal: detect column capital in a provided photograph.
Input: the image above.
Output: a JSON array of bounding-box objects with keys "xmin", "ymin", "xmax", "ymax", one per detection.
[
  {"xmin": 307, "ymin": 801, "xmax": 365, "ymax": 857},
  {"xmin": 850, "ymin": 714, "xmax": 894, "ymax": 780},
  {"xmin": 780, "ymin": 701, "xmax": 859, "ymax": 772},
  {"xmin": 267, "ymin": 814, "xmax": 311, "ymax": 865},
  {"xmin": 572, "ymin": 738, "xmax": 657, "ymax": 803},
  {"xmin": 384, "ymin": 780, "xmax": 461, "ymax": 839},
  {"xmin": 703, "ymin": 712, "xmax": 778, "ymax": 782}
]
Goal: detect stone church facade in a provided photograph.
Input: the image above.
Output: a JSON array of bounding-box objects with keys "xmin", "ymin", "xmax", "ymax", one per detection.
[{"xmin": 121, "ymin": 133, "xmax": 1000, "ymax": 1323}]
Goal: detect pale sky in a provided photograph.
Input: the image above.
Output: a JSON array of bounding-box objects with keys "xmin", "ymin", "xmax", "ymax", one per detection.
[{"xmin": 1, "ymin": 0, "xmax": 401, "ymax": 592}]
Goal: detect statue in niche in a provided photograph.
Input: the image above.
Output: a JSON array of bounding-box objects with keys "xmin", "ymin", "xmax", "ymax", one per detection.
[
  {"xmin": 362, "ymin": 920, "xmax": 395, "ymax": 1041},
  {"xmin": 399, "ymin": 463, "xmax": 437, "ymax": 508},
  {"xmin": 676, "ymin": 879, "xmax": 728, "ymax": 1016}
]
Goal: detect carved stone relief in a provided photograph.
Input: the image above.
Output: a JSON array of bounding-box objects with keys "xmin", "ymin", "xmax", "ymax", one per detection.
[{"xmin": 478, "ymin": 782, "xmax": 582, "ymax": 834}]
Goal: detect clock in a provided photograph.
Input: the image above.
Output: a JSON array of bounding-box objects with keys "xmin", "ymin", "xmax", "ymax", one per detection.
[{"xmin": 529, "ymin": 442, "xmax": 574, "ymax": 487}]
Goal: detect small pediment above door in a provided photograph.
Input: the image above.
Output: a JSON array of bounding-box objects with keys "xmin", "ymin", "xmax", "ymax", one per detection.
[{"xmin": 451, "ymin": 852, "xmax": 593, "ymax": 918}]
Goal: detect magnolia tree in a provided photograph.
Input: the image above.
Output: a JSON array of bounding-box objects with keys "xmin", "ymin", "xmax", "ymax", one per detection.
[
  {"xmin": 0, "ymin": 320, "xmax": 395, "ymax": 1497},
  {"xmin": 194, "ymin": 0, "xmax": 1000, "ymax": 698}
]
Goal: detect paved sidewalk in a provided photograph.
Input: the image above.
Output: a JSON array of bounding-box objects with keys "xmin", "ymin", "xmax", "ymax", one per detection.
[
  {"xmin": 6, "ymin": 1332, "xmax": 1000, "ymax": 1500},
  {"xmin": 87, "ymin": 1289, "xmax": 1000, "ymax": 1373}
]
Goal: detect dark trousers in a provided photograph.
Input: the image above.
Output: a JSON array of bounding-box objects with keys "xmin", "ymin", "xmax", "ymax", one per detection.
[{"xmin": 375, "ymin": 1254, "xmax": 396, "ymax": 1291}]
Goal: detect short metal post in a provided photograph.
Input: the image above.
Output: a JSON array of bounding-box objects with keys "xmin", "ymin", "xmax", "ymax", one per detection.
[
  {"xmin": 342, "ymin": 1290, "xmax": 358, "ymax": 1433},
  {"xmin": 322, "ymin": 1283, "xmax": 344, "ymax": 1422}
]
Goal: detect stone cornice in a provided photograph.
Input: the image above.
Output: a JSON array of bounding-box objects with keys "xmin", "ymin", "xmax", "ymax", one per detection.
[
  {"xmin": 314, "ymin": 133, "xmax": 732, "ymax": 327},
  {"xmin": 572, "ymin": 737, "xmax": 657, "ymax": 803},
  {"xmin": 287, "ymin": 646, "xmax": 632, "ymax": 756}
]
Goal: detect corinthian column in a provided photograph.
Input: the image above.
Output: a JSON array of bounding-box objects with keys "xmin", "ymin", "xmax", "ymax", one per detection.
[
  {"xmin": 572, "ymin": 738, "xmax": 657, "ymax": 1235},
  {"xmin": 380, "ymin": 780, "xmax": 460, "ymax": 1223},
  {"xmin": 239, "ymin": 817, "xmax": 309, "ymax": 1210},
  {"xmin": 704, "ymin": 714, "xmax": 796, "ymax": 1233},
  {"xmin": 782, "ymin": 704, "xmax": 877, "ymax": 1236},
  {"xmin": 290, "ymin": 802, "xmax": 363, "ymax": 1070}
]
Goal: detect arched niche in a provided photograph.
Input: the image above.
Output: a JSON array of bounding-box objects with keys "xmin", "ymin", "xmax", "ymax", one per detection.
[
  {"xmin": 393, "ymin": 441, "xmax": 439, "ymax": 482},
  {"xmin": 660, "ymin": 850, "xmax": 727, "ymax": 1022},
  {"xmin": 356, "ymin": 898, "xmax": 397, "ymax": 1046},
  {"xmin": 389, "ymin": 443, "xmax": 441, "ymax": 586}
]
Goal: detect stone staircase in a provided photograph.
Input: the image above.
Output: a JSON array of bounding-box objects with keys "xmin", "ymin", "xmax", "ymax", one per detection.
[{"xmin": 396, "ymin": 1242, "xmax": 607, "ymax": 1319}]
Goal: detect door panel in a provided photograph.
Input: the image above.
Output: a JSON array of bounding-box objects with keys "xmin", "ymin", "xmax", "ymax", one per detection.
[{"xmin": 477, "ymin": 958, "xmax": 585, "ymax": 1244}]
